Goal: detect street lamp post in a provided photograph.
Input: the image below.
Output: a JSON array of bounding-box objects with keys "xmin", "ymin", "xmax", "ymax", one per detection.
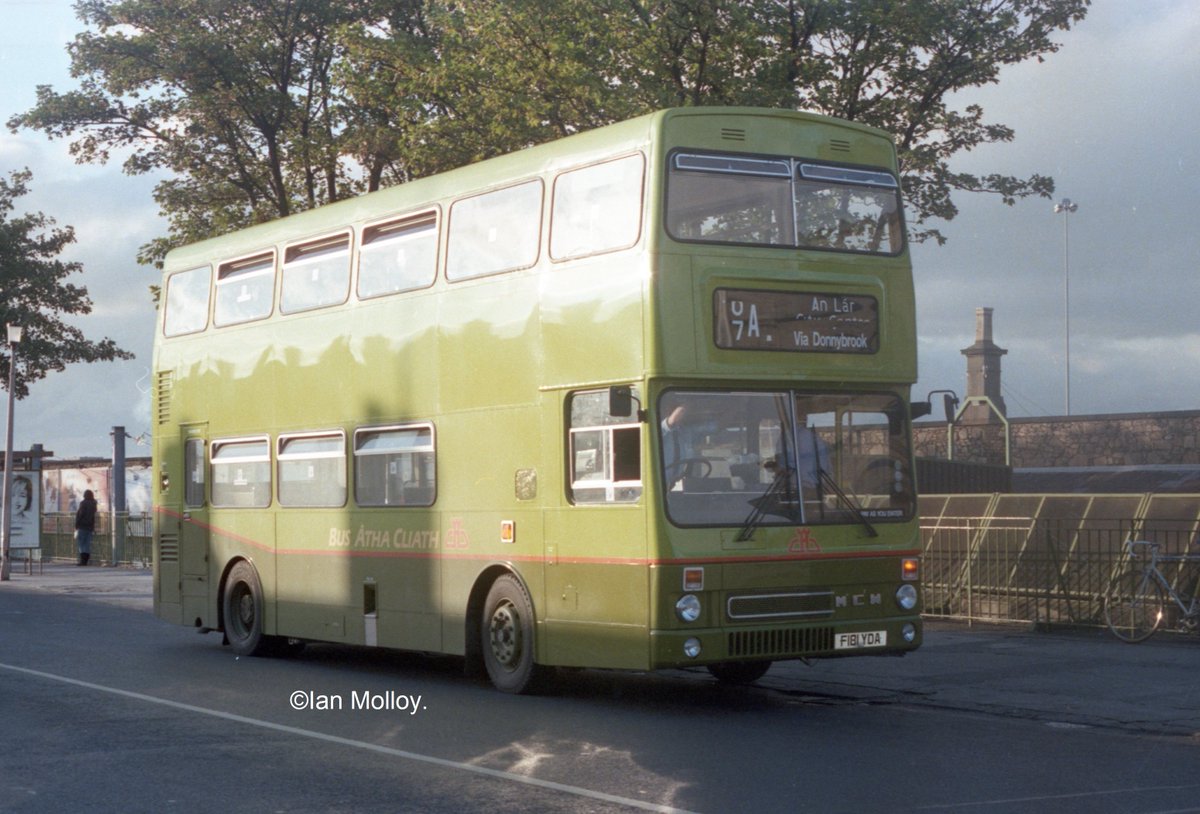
[
  {"xmin": 1054, "ymin": 198, "xmax": 1078, "ymax": 416},
  {"xmin": 1, "ymin": 323, "xmax": 23, "ymax": 582}
]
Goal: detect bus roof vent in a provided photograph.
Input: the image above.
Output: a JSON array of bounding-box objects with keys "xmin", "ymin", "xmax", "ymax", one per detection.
[
  {"xmin": 829, "ymin": 139, "xmax": 851, "ymax": 153},
  {"xmin": 720, "ymin": 128, "xmax": 747, "ymax": 142},
  {"xmin": 155, "ymin": 370, "xmax": 174, "ymax": 425}
]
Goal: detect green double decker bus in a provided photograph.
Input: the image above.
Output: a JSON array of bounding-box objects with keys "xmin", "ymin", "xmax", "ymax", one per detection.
[{"xmin": 152, "ymin": 107, "xmax": 923, "ymax": 693}]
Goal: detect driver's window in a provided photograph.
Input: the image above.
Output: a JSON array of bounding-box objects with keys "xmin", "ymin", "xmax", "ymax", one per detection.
[{"xmin": 568, "ymin": 390, "xmax": 641, "ymax": 504}]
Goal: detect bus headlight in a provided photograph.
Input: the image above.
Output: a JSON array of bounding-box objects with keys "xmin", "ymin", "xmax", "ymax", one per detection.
[
  {"xmin": 896, "ymin": 584, "xmax": 918, "ymax": 611},
  {"xmin": 902, "ymin": 623, "xmax": 917, "ymax": 643},
  {"xmin": 675, "ymin": 594, "xmax": 702, "ymax": 623},
  {"xmin": 683, "ymin": 638, "xmax": 702, "ymax": 658}
]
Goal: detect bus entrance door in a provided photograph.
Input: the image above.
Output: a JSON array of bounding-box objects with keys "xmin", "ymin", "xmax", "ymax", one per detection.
[{"xmin": 179, "ymin": 426, "xmax": 211, "ymax": 627}]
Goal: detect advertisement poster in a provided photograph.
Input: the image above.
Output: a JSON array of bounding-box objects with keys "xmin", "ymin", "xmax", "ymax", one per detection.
[
  {"xmin": 5, "ymin": 471, "xmax": 41, "ymax": 550},
  {"xmin": 40, "ymin": 464, "xmax": 152, "ymax": 516}
]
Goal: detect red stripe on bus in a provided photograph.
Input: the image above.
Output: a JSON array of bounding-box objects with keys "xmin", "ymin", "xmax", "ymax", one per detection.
[{"xmin": 154, "ymin": 506, "xmax": 918, "ymax": 566}]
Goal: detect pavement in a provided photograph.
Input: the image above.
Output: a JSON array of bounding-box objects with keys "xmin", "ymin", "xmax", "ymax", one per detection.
[
  {"xmin": 3, "ymin": 559, "xmax": 154, "ymax": 611},
  {"xmin": 4, "ymin": 562, "xmax": 1198, "ymax": 738}
]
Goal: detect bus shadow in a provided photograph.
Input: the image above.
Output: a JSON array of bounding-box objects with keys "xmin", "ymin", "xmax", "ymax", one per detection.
[{"xmin": 287, "ymin": 642, "xmax": 808, "ymax": 713}]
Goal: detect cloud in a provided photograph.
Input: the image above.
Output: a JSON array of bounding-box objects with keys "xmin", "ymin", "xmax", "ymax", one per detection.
[
  {"xmin": 6, "ymin": 0, "xmax": 1200, "ymax": 453},
  {"xmin": 909, "ymin": 0, "xmax": 1200, "ymax": 418}
]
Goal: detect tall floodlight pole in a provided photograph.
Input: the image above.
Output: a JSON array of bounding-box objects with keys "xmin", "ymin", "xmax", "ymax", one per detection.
[
  {"xmin": 1054, "ymin": 198, "xmax": 1078, "ymax": 416},
  {"xmin": 1, "ymin": 323, "xmax": 23, "ymax": 582}
]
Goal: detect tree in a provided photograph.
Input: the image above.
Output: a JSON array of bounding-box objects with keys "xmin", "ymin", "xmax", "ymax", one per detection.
[
  {"xmin": 11, "ymin": 0, "xmax": 1090, "ymax": 256},
  {"xmin": 0, "ymin": 170, "xmax": 133, "ymax": 399},
  {"xmin": 339, "ymin": 0, "xmax": 1089, "ymax": 244},
  {"xmin": 9, "ymin": 0, "xmax": 396, "ymax": 267}
]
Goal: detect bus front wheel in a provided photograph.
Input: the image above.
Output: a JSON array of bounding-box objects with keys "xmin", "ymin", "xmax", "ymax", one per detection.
[
  {"xmin": 223, "ymin": 560, "xmax": 269, "ymax": 657},
  {"xmin": 482, "ymin": 575, "xmax": 544, "ymax": 694}
]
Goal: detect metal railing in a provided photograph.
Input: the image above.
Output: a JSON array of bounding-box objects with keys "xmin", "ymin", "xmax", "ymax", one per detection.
[
  {"xmin": 33, "ymin": 512, "xmax": 153, "ymax": 567},
  {"xmin": 18, "ymin": 505, "xmax": 1200, "ymax": 634},
  {"xmin": 921, "ymin": 517, "xmax": 1200, "ymax": 630}
]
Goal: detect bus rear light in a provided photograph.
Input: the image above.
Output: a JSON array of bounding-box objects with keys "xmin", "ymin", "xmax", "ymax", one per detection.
[
  {"xmin": 902, "ymin": 558, "xmax": 919, "ymax": 581},
  {"xmin": 683, "ymin": 566, "xmax": 704, "ymax": 591}
]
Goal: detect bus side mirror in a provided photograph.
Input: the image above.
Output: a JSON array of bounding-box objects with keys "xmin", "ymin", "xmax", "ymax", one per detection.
[
  {"xmin": 943, "ymin": 393, "xmax": 960, "ymax": 422},
  {"xmin": 916, "ymin": 390, "xmax": 960, "ymax": 423},
  {"xmin": 609, "ymin": 386, "xmax": 645, "ymax": 421},
  {"xmin": 609, "ymin": 386, "xmax": 634, "ymax": 418}
]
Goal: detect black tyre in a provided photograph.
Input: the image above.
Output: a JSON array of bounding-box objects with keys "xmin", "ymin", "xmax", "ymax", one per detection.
[
  {"xmin": 707, "ymin": 660, "xmax": 773, "ymax": 685},
  {"xmin": 482, "ymin": 575, "xmax": 544, "ymax": 694},
  {"xmin": 1104, "ymin": 570, "xmax": 1164, "ymax": 643},
  {"xmin": 223, "ymin": 560, "xmax": 270, "ymax": 656}
]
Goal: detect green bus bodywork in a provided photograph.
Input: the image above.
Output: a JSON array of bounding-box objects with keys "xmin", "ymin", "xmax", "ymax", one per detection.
[{"xmin": 153, "ymin": 107, "xmax": 922, "ymax": 692}]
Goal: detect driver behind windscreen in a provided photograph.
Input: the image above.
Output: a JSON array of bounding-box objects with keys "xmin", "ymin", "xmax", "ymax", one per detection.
[{"xmin": 661, "ymin": 398, "xmax": 727, "ymax": 487}]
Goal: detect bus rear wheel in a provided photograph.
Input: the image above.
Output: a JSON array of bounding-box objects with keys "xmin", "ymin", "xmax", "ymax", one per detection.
[
  {"xmin": 707, "ymin": 660, "xmax": 772, "ymax": 685},
  {"xmin": 482, "ymin": 575, "xmax": 544, "ymax": 694},
  {"xmin": 223, "ymin": 560, "xmax": 270, "ymax": 657}
]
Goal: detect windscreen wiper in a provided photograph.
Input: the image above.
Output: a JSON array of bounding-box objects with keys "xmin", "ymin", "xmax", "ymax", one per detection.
[
  {"xmin": 817, "ymin": 468, "xmax": 878, "ymax": 538},
  {"xmin": 735, "ymin": 463, "xmax": 801, "ymax": 542}
]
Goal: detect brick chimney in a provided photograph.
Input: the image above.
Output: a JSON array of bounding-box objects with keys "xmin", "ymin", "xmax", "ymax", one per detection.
[{"xmin": 960, "ymin": 307, "xmax": 1007, "ymax": 424}]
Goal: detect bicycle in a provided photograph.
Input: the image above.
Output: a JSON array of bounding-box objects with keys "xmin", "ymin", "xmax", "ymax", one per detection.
[{"xmin": 1104, "ymin": 539, "xmax": 1200, "ymax": 643}]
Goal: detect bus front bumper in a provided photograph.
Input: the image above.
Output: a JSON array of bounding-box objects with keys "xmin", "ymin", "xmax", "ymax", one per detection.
[{"xmin": 649, "ymin": 617, "xmax": 922, "ymax": 669}]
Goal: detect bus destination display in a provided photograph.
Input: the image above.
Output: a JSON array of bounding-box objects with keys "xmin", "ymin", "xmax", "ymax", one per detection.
[{"xmin": 714, "ymin": 288, "xmax": 879, "ymax": 353}]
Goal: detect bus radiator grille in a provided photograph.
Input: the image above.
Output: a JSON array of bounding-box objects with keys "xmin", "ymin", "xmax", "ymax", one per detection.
[
  {"xmin": 726, "ymin": 591, "xmax": 833, "ymax": 620},
  {"xmin": 728, "ymin": 626, "xmax": 834, "ymax": 658}
]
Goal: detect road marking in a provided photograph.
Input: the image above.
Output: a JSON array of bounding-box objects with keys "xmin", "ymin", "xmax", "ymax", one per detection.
[
  {"xmin": 912, "ymin": 782, "xmax": 1200, "ymax": 810},
  {"xmin": 0, "ymin": 661, "xmax": 697, "ymax": 814}
]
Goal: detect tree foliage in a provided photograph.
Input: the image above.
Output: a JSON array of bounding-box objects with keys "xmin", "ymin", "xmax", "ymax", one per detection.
[
  {"xmin": 343, "ymin": 0, "xmax": 1088, "ymax": 243},
  {"xmin": 10, "ymin": 0, "xmax": 1090, "ymax": 261},
  {"xmin": 0, "ymin": 170, "xmax": 133, "ymax": 399},
  {"xmin": 10, "ymin": 0, "xmax": 387, "ymax": 265}
]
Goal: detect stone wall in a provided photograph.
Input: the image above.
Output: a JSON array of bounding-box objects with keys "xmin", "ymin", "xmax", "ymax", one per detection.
[{"xmin": 913, "ymin": 410, "xmax": 1200, "ymax": 468}]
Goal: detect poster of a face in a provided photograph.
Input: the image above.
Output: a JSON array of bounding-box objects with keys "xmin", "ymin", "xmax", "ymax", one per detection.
[{"xmin": 6, "ymin": 472, "xmax": 41, "ymax": 549}]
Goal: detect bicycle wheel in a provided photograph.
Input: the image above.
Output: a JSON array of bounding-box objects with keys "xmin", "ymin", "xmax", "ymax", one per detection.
[{"xmin": 1104, "ymin": 570, "xmax": 1165, "ymax": 643}]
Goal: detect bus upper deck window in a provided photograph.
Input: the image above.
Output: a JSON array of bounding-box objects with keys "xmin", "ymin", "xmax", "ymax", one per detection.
[
  {"xmin": 358, "ymin": 214, "xmax": 438, "ymax": 299},
  {"xmin": 446, "ymin": 181, "xmax": 542, "ymax": 281},
  {"xmin": 163, "ymin": 266, "xmax": 212, "ymax": 337},
  {"xmin": 551, "ymin": 154, "xmax": 644, "ymax": 261},
  {"xmin": 665, "ymin": 151, "xmax": 904, "ymax": 255},
  {"xmin": 666, "ymin": 153, "xmax": 794, "ymax": 247},
  {"xmin": 215, "ymin": 253, "xmax": 275, "ymax": 326},
  {"xmin": 281, "ymin": 234, "xmax": 351, "ymax": 314},
  {"xmin": 794, "ymin": 163, "xmax": 902, "ymax": 254}
]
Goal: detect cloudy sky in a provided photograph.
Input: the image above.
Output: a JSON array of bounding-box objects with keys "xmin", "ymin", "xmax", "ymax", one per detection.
[{"xmin": 1, "ymin": 0, "xmax": 1198, "ymax": 457}]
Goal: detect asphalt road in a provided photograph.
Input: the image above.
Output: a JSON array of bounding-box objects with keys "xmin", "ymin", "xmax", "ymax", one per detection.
[{"xmin": 2, "ymin": 567, "xmax": 1199, "ymax": 813}]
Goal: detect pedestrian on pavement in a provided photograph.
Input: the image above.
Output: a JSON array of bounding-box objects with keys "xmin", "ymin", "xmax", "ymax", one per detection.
[{"xmin": 75, "ymin": 489, "xmax": 98, "ymax": 566}]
